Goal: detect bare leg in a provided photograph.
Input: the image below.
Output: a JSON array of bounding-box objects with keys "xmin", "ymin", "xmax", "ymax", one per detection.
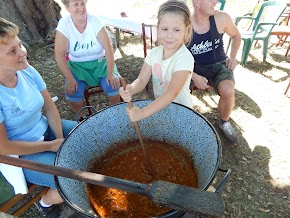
[
  {"xmin": 67, "ymin": 101, "xmax": 84, "ymax": 118},
  {"xmin": 42, "ymin": 188, "xmax": 63, "ymax": 205},
  {"xmin": 217, "ymin": 80, "xmax": 239, "ymax": 143},
  {"xmin": 217, "ymin": 80, "xmax": 235, "ymax": 121},
  {"xmin": 108, "ymin": 94, "xmax": 120, "ymax": 105}
]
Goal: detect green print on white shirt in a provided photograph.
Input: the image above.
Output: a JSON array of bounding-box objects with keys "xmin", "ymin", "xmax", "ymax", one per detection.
[{"xmin": 73, "ymin": 40, "xmax": 98, "ymax": 52}]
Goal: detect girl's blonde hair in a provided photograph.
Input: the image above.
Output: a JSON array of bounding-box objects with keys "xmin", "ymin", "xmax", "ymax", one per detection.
[
  {"xmin": 157, "ymin": 0, "xmax": 193, "ymax": 45},
  {"xmin": 0, "ymin": 18, "xmax": 19, "ymax": 45}
]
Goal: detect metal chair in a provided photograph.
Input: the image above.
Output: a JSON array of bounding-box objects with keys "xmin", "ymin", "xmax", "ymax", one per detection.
[
  {"xmin": 234, "ymin": 1, "xmax": 286, "ymax": 65},
  {"xmin": 141, "ymin": 23, "xmax": 157, "ymax": 92},
  {"xmin": 270, "ymin": 5, "xmax": 290, "ymax": 56},
  {"xmin": 83, "ymin": 85, "xmax": 104, "ymax": 115},
  {"xmin": 83, "ymin": 74, "xmax": 125, "ymax": 115},
  {"xmin": 141, "ymin": 23, "xmax": 156, "ymax": 58},
  {"xmin": 271, "ymin": 25, "xmax": 290, "ymax": 56}
]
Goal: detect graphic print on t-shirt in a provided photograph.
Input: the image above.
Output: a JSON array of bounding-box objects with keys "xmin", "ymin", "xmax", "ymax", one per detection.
[
  {"xmin": 189, "ymin": 38, "xmax": 221, "ymax": 55},
  {"xmin": 3, "ymin": 100, "xmax": 28, "ymax": 121}
]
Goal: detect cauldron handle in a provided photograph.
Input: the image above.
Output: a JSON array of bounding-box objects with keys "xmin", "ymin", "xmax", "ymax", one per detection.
[
  {"xmin": 75, "ymin": 106, "xmax": 98, "ymax": 123},
  {"xmin": 214, "ymin": 168, "xmax": 231, "ymax": 194}
]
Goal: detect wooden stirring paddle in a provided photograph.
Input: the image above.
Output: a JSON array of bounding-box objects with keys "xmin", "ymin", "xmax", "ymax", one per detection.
[
  {"xmin": 0, "ymin": 154, "xmax": 225, "ymax": 216},
  {"xmin": 120, "ymin": 79, "xmax": 155, "ymax": 175}
]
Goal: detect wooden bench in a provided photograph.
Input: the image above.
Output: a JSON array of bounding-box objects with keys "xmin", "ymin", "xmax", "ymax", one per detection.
[{"xmin": 0, "ymin": 173, "xmax": 48, "ymax": 217}]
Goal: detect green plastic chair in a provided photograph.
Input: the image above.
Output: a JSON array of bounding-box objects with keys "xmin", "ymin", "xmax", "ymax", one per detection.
[
  {"xmin": 235, "ymin": 1, "xmax": 286, "ymax": 65},
  {"xmin": 218, "ymin": 0, "xmax": 226, "ymax": 11}
]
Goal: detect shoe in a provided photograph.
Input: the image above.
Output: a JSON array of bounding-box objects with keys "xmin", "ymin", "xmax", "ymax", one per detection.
[
  {"xmin": 219, "ymin": 121, "xmax": 239, "ymax": 144},
  {"xmin": 34, "ymin": 200, "xmax": 61, "ymax": 218}
]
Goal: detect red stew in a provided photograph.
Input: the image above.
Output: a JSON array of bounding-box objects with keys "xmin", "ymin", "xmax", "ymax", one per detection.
[{"xmin": 87, "ymin": 139, "xmax": 198, "ymax": 218}]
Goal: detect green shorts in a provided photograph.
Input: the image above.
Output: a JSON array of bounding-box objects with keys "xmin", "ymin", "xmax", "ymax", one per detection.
[{"xmin": 194, "ymin": 61, "xmax": 235, "ymax": 95}]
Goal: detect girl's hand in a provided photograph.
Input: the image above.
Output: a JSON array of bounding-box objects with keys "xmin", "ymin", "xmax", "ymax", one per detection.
[
  {"xmin": 107, "ymin": 74, "xmax": 119, "ymax": 89},
  {"xmin": 65, "ymin": 79, "xmax": 78, "ymax": 95},
  {"xmin": 119, "ymin": 84, "xmax": 133, "ymax": 102},
  {"xmin": 126, "ymin": 106, "xmax": 144, "ymax": 122},
  {"xmin": 50, "ymin": 138, "xmax": 64, "ymax": 152}
]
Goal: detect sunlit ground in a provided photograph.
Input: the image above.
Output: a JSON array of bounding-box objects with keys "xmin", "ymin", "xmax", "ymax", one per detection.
[
  {"xmin": 234, "ymin": 65, "xmax": 290, "ymax": 187},
  {"xmin": 197, "ymin": 39, "xmax": 290, "ymax": 187}
]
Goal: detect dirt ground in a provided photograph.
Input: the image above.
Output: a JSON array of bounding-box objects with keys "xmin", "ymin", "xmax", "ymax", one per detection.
[{"xmin": 9, "ymin": 0, "xmax": 289, "ymax": 217}]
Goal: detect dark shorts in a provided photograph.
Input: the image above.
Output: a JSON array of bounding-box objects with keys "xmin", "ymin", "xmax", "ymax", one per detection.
[{"xmin": 194, "ymin": 61, "xmax": 235, "ymax": 94}]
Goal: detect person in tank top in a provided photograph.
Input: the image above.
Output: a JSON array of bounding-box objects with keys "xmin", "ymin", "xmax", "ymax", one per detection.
[{"xmin": 187, "ymin": 0, "xmax": 241, "ymax": 144}]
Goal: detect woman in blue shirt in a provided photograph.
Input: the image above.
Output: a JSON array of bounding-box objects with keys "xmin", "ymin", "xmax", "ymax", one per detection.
[{"xmin": 0, "ymin": 17, "xmax": 77, "ymax": 217}]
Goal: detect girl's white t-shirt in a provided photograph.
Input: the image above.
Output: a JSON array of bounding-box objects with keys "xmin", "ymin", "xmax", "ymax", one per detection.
[{"xmin": 145, "ymin": 44, "xmax": 195, "ymax": 108}]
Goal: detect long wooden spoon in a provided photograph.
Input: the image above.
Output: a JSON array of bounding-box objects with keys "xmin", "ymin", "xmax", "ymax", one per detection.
[
  {"xmin": 120, "ymin": 79, "xmax": 150, "ymax": 164},
  {"xmin": 0, "ymin": 154, "xmax": 225, "ymax": 216}
]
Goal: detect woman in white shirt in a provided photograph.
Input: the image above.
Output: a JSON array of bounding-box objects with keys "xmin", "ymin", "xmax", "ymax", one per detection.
[{"xmin": 55, "ymin": 0, "xmax": 120, "ymax": 121}]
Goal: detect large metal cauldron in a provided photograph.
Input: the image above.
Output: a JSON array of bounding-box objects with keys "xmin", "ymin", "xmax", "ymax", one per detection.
[{"xmin": 55, "ymin": 100, "xmax": 227, "ymax": 218}]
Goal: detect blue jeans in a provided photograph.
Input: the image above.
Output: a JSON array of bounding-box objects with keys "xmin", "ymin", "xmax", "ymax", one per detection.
[
  {"xmin": 20, "ymin": 119, "xmax": 77, "ymax": 189},
  {"xmin": 65, "ymin": 69, "xmax": 120, "ymax": 103}
]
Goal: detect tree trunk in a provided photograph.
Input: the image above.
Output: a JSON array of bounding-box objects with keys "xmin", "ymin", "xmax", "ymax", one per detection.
[{"xmin": 0, "ymin": 0, "xmax": 61, "ymax": 45}]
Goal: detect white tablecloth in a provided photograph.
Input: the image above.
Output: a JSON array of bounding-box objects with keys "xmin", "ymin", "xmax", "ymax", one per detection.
[{"xmin": 99, "ymin": 15, "xmax": 157, "ymax": 42}]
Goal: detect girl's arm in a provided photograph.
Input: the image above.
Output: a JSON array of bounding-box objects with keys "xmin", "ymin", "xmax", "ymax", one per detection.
[
  {"xmin": 130, "ymin": 62, "xmax": 152, "ymax": 94},
  {"xmin": 127, "ymin": 70, "xmax": 190, "ymax": 122},
  {"xmin": 120, "ymin": 62, "xmax": 152, "ymax": 102}
]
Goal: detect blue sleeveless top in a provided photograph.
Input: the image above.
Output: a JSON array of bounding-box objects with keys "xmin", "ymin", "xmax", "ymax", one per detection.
[{"xmin": 187, "ymin": 16, "xmax": 227, "ymax": 65}]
